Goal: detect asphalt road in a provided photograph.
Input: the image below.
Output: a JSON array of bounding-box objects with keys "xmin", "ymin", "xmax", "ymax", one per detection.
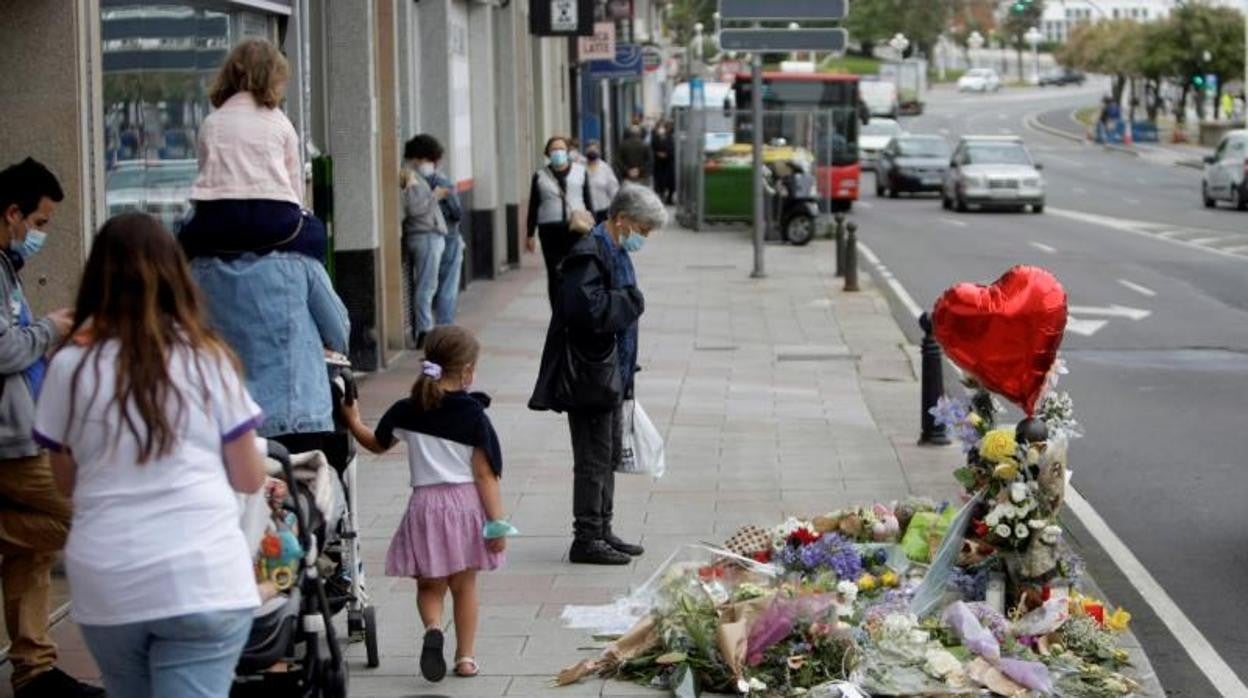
[{"xmin": 855, "ymin": 82, "xmax": 1248, "ymax": 695}]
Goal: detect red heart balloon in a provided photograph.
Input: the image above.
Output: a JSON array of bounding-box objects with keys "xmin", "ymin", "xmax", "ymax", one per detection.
[{"xmin": 932, "ymin": 266, "xmax": 1068, "ymax": 415}]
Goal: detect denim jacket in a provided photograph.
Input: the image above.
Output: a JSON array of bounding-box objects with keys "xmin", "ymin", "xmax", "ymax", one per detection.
[{"xmin": 191, "ymin": 253, "xmax": 350, "ymax": 437}]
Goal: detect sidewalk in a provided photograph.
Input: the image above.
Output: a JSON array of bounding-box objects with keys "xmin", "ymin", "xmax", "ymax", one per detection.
[
  {"xmin": 1031, "ymin": 104, "xmax": 1214, "ymax": 168},
  {"xmin": 346, "ymin": 224, "xmax": 965, "ymax": 697}
]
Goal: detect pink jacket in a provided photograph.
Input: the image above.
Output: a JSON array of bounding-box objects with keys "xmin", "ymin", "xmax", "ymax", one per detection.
[{"xmin": 191, "ymin": 92, "xmax": 304, "ymax": 205}]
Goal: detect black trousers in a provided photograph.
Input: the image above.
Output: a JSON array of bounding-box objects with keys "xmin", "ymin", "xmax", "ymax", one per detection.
[
  {"xmin": 568, "ymin": 405, "xmax": 623, "ymax": 542},
  {"xmin": 538, "ymin": 223, "xmax": 578, "ymax": 308}
]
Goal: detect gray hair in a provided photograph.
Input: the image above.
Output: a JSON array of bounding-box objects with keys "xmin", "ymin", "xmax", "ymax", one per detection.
[{"xmin": 608, "ymin": 184, "xmax": 668, "ymax": 231}]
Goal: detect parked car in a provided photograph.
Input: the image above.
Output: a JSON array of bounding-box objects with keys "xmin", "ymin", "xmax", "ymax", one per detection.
[
  {"xmin": 1038, "ymin": 68, "xmax": 1086, "ymax": 87},
  {"xmin": 957, "ymin": 68, "xmax": 1002, "ymax": 93},
  {"xmin": 859, "ymin": 118, "xmax": 905, "ymax": 171},
  {"xmin": 942, "ymin": 136, "xmax": 1045, "ymax": 213},
  {"xmin": 876, "ymin": 135, "xmax": 952, "ymax": 198},
  {"xmin": 105, "ymin": 159, "xmax": 198, "ymax": 232},
  {"xmin": 1202, "ymin": 129, "xmax": 1248, "ymax": 210}
]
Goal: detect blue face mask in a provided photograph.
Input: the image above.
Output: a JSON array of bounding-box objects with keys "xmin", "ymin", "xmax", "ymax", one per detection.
[
  {"xmin": 13, "ymin": 229, "xmax": 47, "ymax": 260},
  {"xmin": 622, "ymin": 230, "xmax": 646, "ymax": 253},
  {"xmin": 549, "ymin": 149, "xmax": 569, "ymax": 168}
]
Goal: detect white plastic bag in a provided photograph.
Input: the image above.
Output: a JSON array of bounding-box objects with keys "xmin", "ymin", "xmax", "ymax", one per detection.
[{"xmin": 618, "ymin": 400, "xmax": 666, "ymax": 478}]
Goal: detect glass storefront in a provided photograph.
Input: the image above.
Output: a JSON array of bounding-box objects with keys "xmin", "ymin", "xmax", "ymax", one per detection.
[{"xmin": 101, "ymin": 2, "xmax": 280, "ymax": 231}]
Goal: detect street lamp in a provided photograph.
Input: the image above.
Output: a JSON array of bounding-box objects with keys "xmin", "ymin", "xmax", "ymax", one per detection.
[
  {"xmin": 1025, "ymin": 27, "xmax": 1043, "ymax": 85},
  {"xmin": 968, "ymin": 31, "xmax": 985, "ymax": 70},
  {"xmin": 889, "ymin": 32, "xmax": 910, "ymax": 58}
]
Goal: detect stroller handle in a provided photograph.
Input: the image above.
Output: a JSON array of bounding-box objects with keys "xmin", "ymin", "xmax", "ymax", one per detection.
[{"xmin": 265, "ymin": 440, "xmax": 314, "ymax": 555}]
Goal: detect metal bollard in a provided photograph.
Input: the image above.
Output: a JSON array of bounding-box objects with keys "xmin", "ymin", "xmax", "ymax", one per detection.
[
  {"xmin": 833, "ymin": 213, "xmax": 846, "ymax": 277},
  {"xmin": 843, "ymin": 222, "xmax": 860, "ymax": 292},
  {"xmin": 918, "ymin": 312, "xmax": 951, "ymax": 446}
]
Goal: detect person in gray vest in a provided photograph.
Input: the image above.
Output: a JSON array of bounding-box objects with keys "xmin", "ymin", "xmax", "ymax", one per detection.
[
  {"xmin": 526, "ymin": 136, "xmax": 591, "ymax": 307},
  {"xmin": 584, "ymin": 140, "xmax": 620, "ymax": 224}
]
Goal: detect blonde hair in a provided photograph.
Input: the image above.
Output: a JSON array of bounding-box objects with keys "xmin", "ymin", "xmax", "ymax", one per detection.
[{"xmin": 209, "ymin": 38, "xmax": 290, "ymax": 109}]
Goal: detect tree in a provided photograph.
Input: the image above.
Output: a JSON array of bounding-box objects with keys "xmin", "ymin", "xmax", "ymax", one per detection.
[
  {"xmin": 664, "ymin": 0, "xmax": 716, "ymax": 45},
  {"xmin": 1000, "ymin": 0, "xmax": 1044, "ymax": 82},
  {"xmin": 843, "ymin": 0, "xmax": 955, "ymax": 59}
]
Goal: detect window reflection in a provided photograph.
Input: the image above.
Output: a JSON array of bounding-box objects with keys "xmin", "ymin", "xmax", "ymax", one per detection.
[{"xmin": 102, "ymin": 2, "xmax": 274, "ymax": 232}]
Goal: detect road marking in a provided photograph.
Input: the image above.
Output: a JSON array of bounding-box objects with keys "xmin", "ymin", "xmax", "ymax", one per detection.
[
  {"xmin": 1065, "ymin": 487, "xmax": 1248, "ymax": 697},
  {"xmin": 1189, "ymin": 236, "xmax": 1234, "ymax": 246},
  {"xmin": 1117, "ymin": 279, "xmax": 1157, "ymax": 297},
  {"xmin": 1068, "ymin": 304, "xmax": 1151, "ymax": 320},
  {"xmin": 1048, "ymin": 206, "xmax": 1248, "ymax": 263},
  {"xmin": 1065, "ymin": 318, "xmax": 1108, "ymax": 336},
  {"xmin": 1222, "ymin": 245, "xmax": 1248, "ymax": 254},
  {"xmin": 858, "ymin": 244, "xmax": 1248, "ymax": 698},
  {"xmin": 938, "ymin": 128, "xmax": 950, "ymax": 135},
  {"xmin": 939, "ymin": 217, "xmax": 968, "ymax": 228},
  {"xmin": 857, "ymin": 200, "xmax": 873, "ymax": 210},
  {"xmin": 1029, "ymin": 241, "xmax": 1057, "ymax": 254}
]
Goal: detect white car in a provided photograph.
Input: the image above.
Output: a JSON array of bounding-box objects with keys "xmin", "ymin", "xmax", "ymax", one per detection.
[
  {"xmin": 1201, "ymin": 129, "xmax": 1248, "ymax": 210},
  {"xmin": 957, "ymin": 68, "xmax": 1002, "ymax": 93},
  {"xmin": 105, "ymin": 159, "xmax": 198, "ymax": 232},
  {"xmin": 859, "ymin": 118, "xmax": 905, "ymax": 171},
  {"xmin": 942, "ymin": 136, "xmax": 1045, "ymax": 213}
]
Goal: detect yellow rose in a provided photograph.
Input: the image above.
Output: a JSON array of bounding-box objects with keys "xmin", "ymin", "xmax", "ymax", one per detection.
[
  {"xmin": 1106, "ymin": 608, "xmax": 1132, "ymax": 632},
  {"xmin": 880, "ymin": 571, "xmax": 900, "ymax": 588},
  {"xmin": 857, "ymin": 574, "xmax": 878, "ymax": 591},
  {"xmin": 979, "ymin": 429, "xmax": 1018, "ymax": 464},
  {"xmin": 992, "ymin": 462, "xmax": 1019, "ymax": 481}
]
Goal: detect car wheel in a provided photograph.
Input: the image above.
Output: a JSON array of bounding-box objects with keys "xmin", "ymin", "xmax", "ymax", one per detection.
[
  {"xmin": 888, "ymin": 185, "xmax": 899, "ymax": 199},
  {"xmin": 1202, "ymin": 182, "xmax": 1216, "ymax": 208},
  {"xmin": 941, "ymin": 193, "xmax": 952, "ymax": 210},
  {"xmin": 1236, "ymin": 184, "xmax": 1248, "ymax": 211},
  {"xmin": 1032, "ymin": 203, "xmax": 1045, "ymax": 214},
  {"xmin": 876, "ymin": 177, "xmax": 885, "ymax": 197}
]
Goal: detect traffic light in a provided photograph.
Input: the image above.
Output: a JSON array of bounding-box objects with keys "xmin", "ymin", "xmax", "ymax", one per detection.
[
  {"xmin": 1011, "ymin": 0, "xmax": 1033, "ymax": 14},
  {"xmin": 1192, "ymin": 74, "xmax": 1205, "ymax": 88}
]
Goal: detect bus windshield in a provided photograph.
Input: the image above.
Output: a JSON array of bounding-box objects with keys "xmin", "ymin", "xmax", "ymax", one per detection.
[{"xmin": 733, "ymin": 75, "xmax": 861, "ymax": 166}]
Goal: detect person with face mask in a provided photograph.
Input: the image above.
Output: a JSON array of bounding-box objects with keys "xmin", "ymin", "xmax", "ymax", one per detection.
[
  {"xmin": 584, "ymin": 140, "xmax": 620, "ymax": 224},
  {"xmin": 615, "ymin": 125, "xmax": 652, "ymax": 185},
  {"xmin": 0, "ymin": 158, "xmax": 101, "ymax": 697},
  {"xmin": 402, "ymin": 135, "xmax": 452, "ymax": 349},
  {"xmin": 651, "ymin": 120, "xmax": 676, "ymax": 205},
  {"xmin": 528, "ymin": 185, "xmax": 667, "ymax": 565},
  {"xmin": 526, "ymin": 136, "xmax": 592, "ymax": 307},
  {"xmin": 405, "ymin": 135, "xmax": 464, "ymax": 331}
]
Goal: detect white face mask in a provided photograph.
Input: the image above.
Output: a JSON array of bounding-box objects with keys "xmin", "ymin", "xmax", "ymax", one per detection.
[{"xmin": 417, "ymin": 162, "xmax": 436, "ymax": 177}]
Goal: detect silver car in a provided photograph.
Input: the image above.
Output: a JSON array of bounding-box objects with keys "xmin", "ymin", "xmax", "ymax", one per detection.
[
  {"xmin": 941, "ymin": 136, "xmax": 1044, "ymax": 214},
  {"xmin": 1201, "ymin": 129, "xmax": 1248, "ymax": 210}
]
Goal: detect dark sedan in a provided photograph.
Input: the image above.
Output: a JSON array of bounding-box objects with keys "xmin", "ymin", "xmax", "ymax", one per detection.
[
  {"xmin": 875, "ymin": 135, "xmax": 952, "ymax": 198},
  {"xmin": 1038, "ymin": 68, "xmax": 1086, "ymax": 86}
]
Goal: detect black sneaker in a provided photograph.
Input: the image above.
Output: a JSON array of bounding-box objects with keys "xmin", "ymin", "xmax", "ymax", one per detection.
[
  {"xmin": 569, "ymin": 539, "xmax": 631, "ymax": 565},
  {"xmin": 603, "ymin": 533, "xmax": 644, "ymax": 557},
  {"xmin": 16, "ymin": 668, "xmax": 105, "ymax": 698},
  {"xmin": 419, "ymin": 628, "xmax": 447, "ymax": 682}
]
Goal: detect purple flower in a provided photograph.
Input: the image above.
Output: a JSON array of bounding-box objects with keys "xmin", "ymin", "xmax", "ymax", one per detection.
[
  {"xmin": 948, "ymin": 567, "xmax": 988, "ymax": 601},
  {"xmin": 778, "ymin": 533, "xmax": 863, "ymax": 582},
  {"xmin": 930, "ymin": 396, "xmax": 970, "ymax": 429}
]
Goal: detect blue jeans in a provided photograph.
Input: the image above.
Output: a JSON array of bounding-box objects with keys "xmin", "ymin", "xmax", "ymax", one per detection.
[
  {"xmin": 435, "ymin": 233, "xmax": 464, "ymax": 325},
  {"xmin": 406, "ymin": 232, "xmax": 445, "ymax": 336},
  {"xmin": 80, "ymin": 609, "xmax": 252, "ymax": 698}
]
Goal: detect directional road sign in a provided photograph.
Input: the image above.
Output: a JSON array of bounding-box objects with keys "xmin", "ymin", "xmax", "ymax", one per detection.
[
  {"xmin": 719, "ymin": 28, "xmax": 848, "ymax": 53},
  {"xmin": 719, "ymin": 0, "xmax": 849, "ymax": 20}
]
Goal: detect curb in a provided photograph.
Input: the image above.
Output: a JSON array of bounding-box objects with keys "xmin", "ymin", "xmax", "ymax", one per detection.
[{"xmin": 1024, "ymin": 111, "xmax": 1140, "ymax": 157}]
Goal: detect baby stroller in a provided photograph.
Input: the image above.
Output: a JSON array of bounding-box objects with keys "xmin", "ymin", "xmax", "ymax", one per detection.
[{"xmin": 232, "ymin": 359, "xmax": 378, "ymax": 696}]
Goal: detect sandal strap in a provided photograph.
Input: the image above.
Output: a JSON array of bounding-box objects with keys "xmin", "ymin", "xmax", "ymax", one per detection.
[{"xmin": 455, "ymin": 656, "xmax": 479, "ymax": 673}]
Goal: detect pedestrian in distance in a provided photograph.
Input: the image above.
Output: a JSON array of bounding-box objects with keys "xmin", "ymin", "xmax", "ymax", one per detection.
[
  {"xmin": 402, "ymin": 135, "xmax": 453, "ymax": 349},
  {"xmin": 584, "ymin": 140, "xmax": 620, "ymax": 225},
  {"xmin": 529, "ymin": 185, "xmax": 667, "ymax": 566},
  {"xmin": 0, "ymin": 158, "xmax": 99, "ymax": 698},
  {"xmin": 34, "ymin": 212, "xmax": 268, "ymax": 698},
  {"xmin": 178, "ymin": 37, "xmax": 328, "ymax": 262},
  {"xmin": 616, "ymin": 125, "xmax": 652, "ymax": 185},
  {"xmin": 406, "ymin": 134, "xmax": 464, "ymax": 329},
  {"xmin": 651, "ymin": 120, "xmax": 676, "ymax": 205},
  {"xmin": 526, "ymin": 135, "xmax": 593, "ymax": 307},
  {"xmin": 339, "ymin": 325, "xmax": 509, "ymax": 682}
]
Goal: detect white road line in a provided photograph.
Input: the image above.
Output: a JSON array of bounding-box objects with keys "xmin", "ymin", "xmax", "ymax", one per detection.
[
  {"xmin": 1189, "ymin": 236, "xmax": 1234, "ymax": 246},
  {"xmin": 1065, "ymin": 318, "xmax": 1108, "ymax": 336},
  {"xmin": 1222, "ymin": 245, "xmax": 1248, "ymax": 254},
  {"xmin": 1117, "ymin": 279, "xmax": 1157, "ymax": 297},
  {"xmin": 939, "ymin": 217, "xmax": 968, "ymax": 228},
  {"xmin": 858, "ymin": 244, "xmax": 1248, "ymax": 697},
  {"xmin": 1029, "ymin": 241, "xmax": 1057, "ymax": 254},
  {"xmin": 1065, "ymin": 488, "xmax": 1248, "ymax": 697},
  {"xmin": 1048, "ymin": 206, "xmax": 1248, "ymax": 263},
  {"xmin": 857, "ymin": 200, "xmax": 874, "ymax": 210}
]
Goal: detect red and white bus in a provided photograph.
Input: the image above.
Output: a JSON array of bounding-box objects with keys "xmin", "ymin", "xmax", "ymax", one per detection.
[{"xmin": 733, "ymin": 72, "xmax": 865, "ymax": 211}]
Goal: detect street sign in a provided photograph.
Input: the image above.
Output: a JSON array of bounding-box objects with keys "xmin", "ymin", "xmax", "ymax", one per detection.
[
  {"xmin": 641, "ymin": 44, "xmax": 663, "ymax": 72},
  {"xmin": 585, "ymin": 43, "xmax": 643, "ymax": 80},
  {"xmin": 552, "ymin": 0, "xmax": 578, "ymax": 32},
  {"xmin": 529, "ymin": 0, "xmax": 592, "ymax": 36},
  {"xmin": 579, "ymin": 22, "xmax": 615, "ymax": 61},
  {"xmin": 719, "ymin": 0, "xmax": 849, "ymax": 20},
  {"xmin": 719, "ymin": 28, "xmax": 848, "ymax": 53}
]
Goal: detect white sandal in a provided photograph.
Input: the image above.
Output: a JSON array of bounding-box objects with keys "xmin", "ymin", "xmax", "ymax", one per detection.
[{"xmin": 454, "ymin": 656, "xmax": 479, "ymax": 677}]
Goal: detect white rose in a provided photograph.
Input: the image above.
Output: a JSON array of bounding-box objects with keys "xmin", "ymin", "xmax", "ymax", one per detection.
[
  {"xmin": 924, "ymin": 648, "xmax": 963, "ymax": 678},
  {"xmin": 837, "ymin": 580, "xmax": 859, "ymax": 601},
  {"xmin": 1014, "ymin": 523, "xmax": 1030, "ymax": 539},
  {"xmin": 1042, "ymin": 525, "xmax": 1063, "ymax": 545},
  {"xmin": 1010, "ymin": 482, "xmax": 1027, "ymax": 503},
  {"xmin": 985, "ymin": 509, "xmax": 1001, "ymax": 527},
  {"xmin": 1028, "ymin": 518, "xmax": 1047, "ymax": 530},
  {"xmin": 995, "ymin": 524, "xmax": 1013, "ymax": 538}
]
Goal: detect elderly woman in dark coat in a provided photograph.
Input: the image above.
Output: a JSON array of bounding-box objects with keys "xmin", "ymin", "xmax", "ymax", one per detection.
[{"xmin": 528, "ymin": 185, "xmax": 668, "ymax": 565}]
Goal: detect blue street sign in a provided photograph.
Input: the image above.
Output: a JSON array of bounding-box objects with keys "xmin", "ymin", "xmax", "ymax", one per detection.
[
  {"xmin": 586, "ymin": 43, "xmax": 643, "ymax": 80},
  {"xmin": 691, "ymin": 77, "xmax": 705, "ymax": 108}
]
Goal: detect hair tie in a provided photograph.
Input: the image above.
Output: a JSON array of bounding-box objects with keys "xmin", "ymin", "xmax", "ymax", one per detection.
[{"xmin": 421, "ymin": 360, "xmax": 443, "ymax": 380}]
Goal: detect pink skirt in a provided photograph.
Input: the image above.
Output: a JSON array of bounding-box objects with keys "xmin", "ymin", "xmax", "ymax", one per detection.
[{"xmin": 385, "ymin": 483, "xmax": 505, "ymax": 579}]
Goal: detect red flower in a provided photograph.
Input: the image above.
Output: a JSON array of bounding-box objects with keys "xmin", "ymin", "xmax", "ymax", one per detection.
[
  {"xmin": 1083, "ymin": 600, "xmax": 1105, "ymax": 625},
  {"xmin": 788, "ymin": 528, "xmax": 821, "ymax": 546},
  {"xmin": 972, "ymin": 519, "xmax": 989, "ymax": 539},
  {"xmin": 751, "ymin": 550, "xmax": 773, "ymax": 564}
]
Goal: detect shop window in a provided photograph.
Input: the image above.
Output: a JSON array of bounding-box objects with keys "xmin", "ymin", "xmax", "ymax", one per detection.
[{"xmin": 101, "ymin": 1, "xmax": 278, "ymax": 233}]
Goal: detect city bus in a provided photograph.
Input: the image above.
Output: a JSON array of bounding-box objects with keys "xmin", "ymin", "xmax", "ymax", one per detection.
[{"xmin": 733, "ymin": 72, "xmax": 865, "ymax": 211}]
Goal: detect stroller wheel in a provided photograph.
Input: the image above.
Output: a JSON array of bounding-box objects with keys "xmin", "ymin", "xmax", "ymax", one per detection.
[
  {"xmin": 363, "ymin": 606, "xmax": 380, "ymax": 668},
  {"xmin": 347, "ymin": 609, "xmax": 364, "ymax": 637},
  {"xmin": 320, "ymin": 657, "xmax": 349, "ymax": 698}
]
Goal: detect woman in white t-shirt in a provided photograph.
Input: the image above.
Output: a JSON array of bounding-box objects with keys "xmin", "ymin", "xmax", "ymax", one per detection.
[{"xmin": 33, "ymin": 213, "xmax": 267, "ymax": 698}]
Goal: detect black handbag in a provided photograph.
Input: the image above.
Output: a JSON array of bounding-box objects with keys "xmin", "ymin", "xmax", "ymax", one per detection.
[{"xmin": 554, "ymin": 331, "xmax": 623, "ymax": 411}]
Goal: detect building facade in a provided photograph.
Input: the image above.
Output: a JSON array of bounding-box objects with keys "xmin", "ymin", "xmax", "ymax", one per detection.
[
  {"xmin": 0, "ymin": 0, "xmax": 576, "ymax": 371},
  {"xmin": 1036, "ymin": 0, "xmax": 1244, "ymax": 43}
]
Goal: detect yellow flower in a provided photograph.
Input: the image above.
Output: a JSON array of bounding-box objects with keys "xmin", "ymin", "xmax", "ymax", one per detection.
[
  {"xmin": 857, "ymin": 574, "xmax": 878, "ymax": 591},
  {"xmin": 969, "ymin": 413, "xmax": 984, "ymax": 427},
  {"xmin": 880, "ymin": 571, "xmax": 900, "ymax": 588},
  {"xmin": 979, "ymin": 429, "xmax": 1019, "ymax": 464},
  {"xmin": 1106, "ymin": 608, "xmax": 1132, "ymax": 632},
  {"xmin": 992, "ymin": 462, "xmax": 1019, "ymax": 481}
]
